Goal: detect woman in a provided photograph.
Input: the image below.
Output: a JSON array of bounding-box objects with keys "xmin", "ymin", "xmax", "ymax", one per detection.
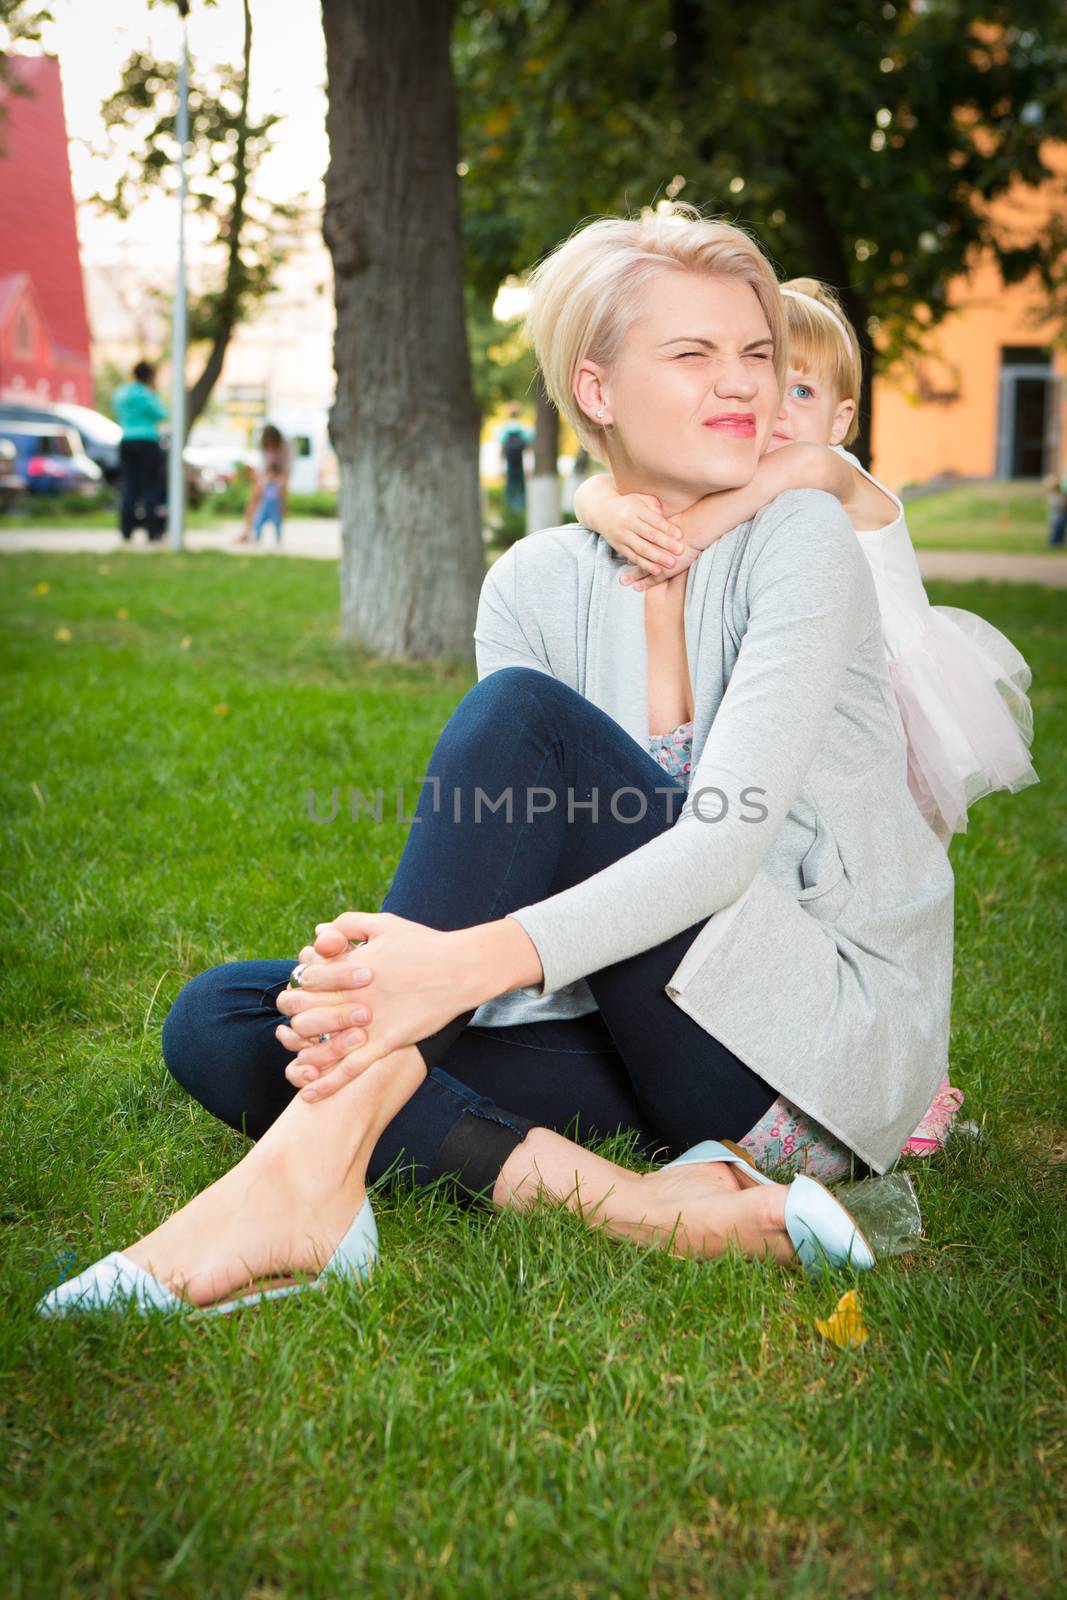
[
  {"xmin": 40, "ymin": 210, "xmax": 954, "ymax": 1316},
  {"xmin": 113, "ymin": 359, "xmax": 167, "ymax": 544}
]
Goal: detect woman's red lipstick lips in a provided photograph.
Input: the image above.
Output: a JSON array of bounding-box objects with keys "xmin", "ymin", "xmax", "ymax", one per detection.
[{"xmin": 704, "ymin": 412, "xmax": 756, "ymax": 438}]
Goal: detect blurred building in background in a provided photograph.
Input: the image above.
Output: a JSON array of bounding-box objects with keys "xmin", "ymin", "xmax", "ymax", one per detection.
[
  {"xmin": 0, "ymin": 56, "xmax": 92, "ymax": 406},
  {"xmin": 872, "ymin": 160, "xmax": 1066, "ymax": 490},
  {"xmin": 190, "ymin": 235, "xmax": 338, "ymax": 494}
]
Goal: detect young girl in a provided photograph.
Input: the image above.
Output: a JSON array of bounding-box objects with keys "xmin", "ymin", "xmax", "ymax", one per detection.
[
  {"xmin": 236, "ymin": 424, "xmax": 290, "ymax": 545},
  {"xmin": 573, "ymin": 277, "xmax": 1039, "ymax": 1176}
]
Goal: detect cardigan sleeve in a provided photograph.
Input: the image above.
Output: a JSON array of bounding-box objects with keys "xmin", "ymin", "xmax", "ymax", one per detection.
[
  {"xmin": 505, "ymin": 490, "xmax": 874, "ymax": 996},
  {"xmin": 473, "ymin": 544, "xmax": 555, "ymax": 680}
]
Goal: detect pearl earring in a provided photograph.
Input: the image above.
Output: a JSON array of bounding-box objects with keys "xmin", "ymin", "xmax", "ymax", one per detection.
[{"xmin": 595, "ymin": 408, "xmax": 606, "ymax": 420}]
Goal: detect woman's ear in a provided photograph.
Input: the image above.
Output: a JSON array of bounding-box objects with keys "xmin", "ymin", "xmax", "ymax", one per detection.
[
  {"xmin": 574, "ymin": 360, "xmax": 611, "ymax": 427},
  {"xmin": 829, "ymin": 397, "xmax": 856, "ymax": 447}
]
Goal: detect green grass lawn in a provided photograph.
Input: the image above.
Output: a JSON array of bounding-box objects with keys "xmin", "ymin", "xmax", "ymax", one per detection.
[
  {"xmin": 2, "ymin": 552, "xmax": 1064, "ymax": 1599},
  {"xmin": 904, "ymin": 480, "xmax": 1061, "ymax": 554}
]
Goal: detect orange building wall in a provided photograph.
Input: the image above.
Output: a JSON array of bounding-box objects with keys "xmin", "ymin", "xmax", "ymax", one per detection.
[
  {"xmin": 870, "ymin": 261, "xmax": 1066, "ymax": 491},
  {"xmin": 870, "ymin": 155, "xmax": 1066, "ymax": 492}
]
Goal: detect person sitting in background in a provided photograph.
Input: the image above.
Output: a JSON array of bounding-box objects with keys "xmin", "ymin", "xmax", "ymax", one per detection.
[
  {"xmin": 236, "ymin": 425, "xmax": 290, "ymax": 546},
  {"xmin": 112, "ymin": 360, "xmax": 167, "ymax": 543}
]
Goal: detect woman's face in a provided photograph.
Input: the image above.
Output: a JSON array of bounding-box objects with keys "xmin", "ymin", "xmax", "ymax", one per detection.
[{"xmin": 576, "ymin": 270, "xmax": 780, "ymax": 513}]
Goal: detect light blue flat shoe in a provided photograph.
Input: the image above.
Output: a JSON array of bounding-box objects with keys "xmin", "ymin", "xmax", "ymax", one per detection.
[
  {"xmin": 661, "ymin": 1139, "xmax": 876, "ymax": 1279},
  {"xmin": 35, "ymin": 1195, "xmax": 378, "ymax": 1319}
]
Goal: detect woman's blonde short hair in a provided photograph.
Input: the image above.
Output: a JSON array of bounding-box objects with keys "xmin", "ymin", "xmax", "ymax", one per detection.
[
  {"xmin": 525, "ymin": 205, "xmax": 786, "ymax": 459},
  {"xmin": 781, "ymin": 277, "xmax": 863, "ymax": 447}
]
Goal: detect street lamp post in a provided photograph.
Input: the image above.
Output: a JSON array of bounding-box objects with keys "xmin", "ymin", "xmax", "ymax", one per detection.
[{"xmin": 167, "ymin": 0, "xmax": 190, "ymax": 550}]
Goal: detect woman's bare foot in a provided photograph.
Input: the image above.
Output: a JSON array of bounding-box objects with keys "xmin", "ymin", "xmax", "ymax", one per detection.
[
  {"xmin": 631, "ymin": 1161, "xmax": 793, "ymax": 1264},
  {"xmin": 122, "ymin": 1141, "xmax": 367, "ymax": 1307},
  {"xmin": 121, "ymin": 1045, "xmax": 429, "ymax": 1307},
  {"xmin": 493, "ymin": 1128, "xmax": 794, "ymax": 1266}
]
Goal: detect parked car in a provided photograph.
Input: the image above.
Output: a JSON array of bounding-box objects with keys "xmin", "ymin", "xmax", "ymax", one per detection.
[
  {"xmin": 161, "ymin": 436, "xmax": 218, "ymax": 506},
  {"xmin": 0, "ymin": 422, "xmax": 103, "ymax": 496},
  {"xmin": 0, "ymin": 402, "xmax": 210, "ymax": 506},
  {"xmin": 0, "ymin": 436, "xmax": 27, "ymax": 511},
  {"xmin": 183, "ymin": 442, "xmax": 255, "ymax": 491},
  {"xmin": 0, "ymin": 402, "xmax": 120, "ymax": 482}
]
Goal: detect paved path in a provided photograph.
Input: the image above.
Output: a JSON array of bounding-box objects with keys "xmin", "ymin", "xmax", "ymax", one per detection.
[
  {"xmin": 908, "ymin": 549, "xmax": 1067, "ymax": 588},
  {"xmin": 0, "ymin": 519, "xmax": 343, "ymax": 560},
  {"xmin": 2, "ymin": 521, "xmax": 1066, "ymax": 585}
]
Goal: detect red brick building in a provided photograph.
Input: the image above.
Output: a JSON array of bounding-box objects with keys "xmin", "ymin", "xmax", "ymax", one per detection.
[{"xmin": 0, "ymin": 55, "xmax": 92, "ymax": 405}]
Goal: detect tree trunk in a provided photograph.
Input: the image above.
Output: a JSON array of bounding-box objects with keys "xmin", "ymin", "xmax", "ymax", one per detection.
[
  {"xmin": 526, "ymin": 378, "xmax": 560, "ymax": 533},
  {"xmin": 321, "ymin": 0, "xmax": 485, "ymax": 661},
  {"xmin": 787, "ymin": 173, "xmax": 875, "ymax": 468}
]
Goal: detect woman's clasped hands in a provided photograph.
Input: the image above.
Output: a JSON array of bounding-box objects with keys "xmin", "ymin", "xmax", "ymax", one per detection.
[{"xmin": 275, "ymin": 911, "xmax": 480, "ymax": 1103}]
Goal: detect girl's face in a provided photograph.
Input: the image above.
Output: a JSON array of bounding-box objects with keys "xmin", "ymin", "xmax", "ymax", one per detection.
[
  {"xmin": 575, "ymin": 270, "xmax": 781, "ymax": 514},
  {"xmin": 767, "ymin": 366, "xmax": 855, "ymax": 452}
]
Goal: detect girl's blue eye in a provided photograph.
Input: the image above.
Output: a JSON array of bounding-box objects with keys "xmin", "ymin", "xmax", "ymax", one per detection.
[{"xmin": 789, "ymin": 384, "xmax": 814, "ymax": 400}]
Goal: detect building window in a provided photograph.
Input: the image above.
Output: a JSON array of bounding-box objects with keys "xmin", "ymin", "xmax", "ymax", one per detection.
[
  {"xmin": 997, "ymin": 348, "xmax": 1059, "ymax": 479},
  {"xmin": 14, "ymin": 310, "xmax": 32, "ymax": 357}
]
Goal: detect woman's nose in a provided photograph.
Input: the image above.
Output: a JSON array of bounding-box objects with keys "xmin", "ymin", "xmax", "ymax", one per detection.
[{"xmin": 714, "ymin": 360, "xmax": 759, "ymax": 400}]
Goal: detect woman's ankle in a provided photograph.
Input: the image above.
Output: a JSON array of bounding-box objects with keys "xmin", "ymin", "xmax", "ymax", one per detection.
[{"xmin": 491, "ymin": 1126, "xmax": 647, "ymax": 1230}]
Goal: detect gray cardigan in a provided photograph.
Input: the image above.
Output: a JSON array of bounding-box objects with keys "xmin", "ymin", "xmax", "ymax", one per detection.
[{"xmin": 468, "ymin": 490, "xmax": 955, "ymax": 1173}]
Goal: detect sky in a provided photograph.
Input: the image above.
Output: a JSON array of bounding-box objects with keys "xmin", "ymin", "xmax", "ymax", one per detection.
[{"xmin": 21, "ymin": 0, "xmax": 330, "ymax": 263}]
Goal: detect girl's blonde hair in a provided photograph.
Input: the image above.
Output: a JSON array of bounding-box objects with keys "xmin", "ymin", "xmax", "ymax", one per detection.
[
  {"xmin": 781, "ymin": 276, "xmax": 863, "ymax": 446},
  {"xmin": 525, "ymin": 205, "xmax": 786, "ymax": 459}
]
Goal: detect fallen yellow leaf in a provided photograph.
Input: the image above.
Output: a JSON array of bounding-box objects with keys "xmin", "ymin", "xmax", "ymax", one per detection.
[
  {"xmin": 35, "ymin": 582, "xmax": 50, "ymax": 594},
  {"xmin": 212, "ymin": 703, "xmax": 229, "ymax": 716},
  {"xmin": 180, "ymin": 635, "xmax": 193, "ymax": 649},
  {"xmin": 815, "ymin": 1289, "xmax": 868, "ymax": 1349},
  {"xmin": 116, "ymin": 607, "xmax": 129, "ymax": 620},
  {"xmin": 53, "ymin": 626, "xmax": 72, "ymax": 642}
]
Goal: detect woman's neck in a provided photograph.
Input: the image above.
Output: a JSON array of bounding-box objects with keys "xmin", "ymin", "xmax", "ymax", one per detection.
[{"xmin": 609, "ymin": 466, "xmax": 710, "ymax": 522}]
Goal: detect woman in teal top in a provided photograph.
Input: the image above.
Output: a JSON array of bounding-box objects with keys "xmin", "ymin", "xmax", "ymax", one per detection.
[{"xmin": 112, "ymin": 360, "xmax": 167, "ymax": 542}]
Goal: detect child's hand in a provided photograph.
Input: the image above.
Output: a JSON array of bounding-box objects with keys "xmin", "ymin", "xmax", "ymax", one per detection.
[
  {"xmin": 620, "ymin": 542, "xmax": 701, "ymax": 591},
  {"xmin": 598, "ymin": 493, "xmax": 685, "ymax": 578},
  {"xmin": 620, "ymin": 495, "xmax": 737, "ymax": 591}
]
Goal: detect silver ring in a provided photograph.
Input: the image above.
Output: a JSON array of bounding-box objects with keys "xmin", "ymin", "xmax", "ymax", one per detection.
[
  {"xmin": 318, "ymin": 1032, "xmax": 331, "ymax": 1044},
  {"xmin": 288, "ymin": 962, "xmax": 307, "ymax": 989}
]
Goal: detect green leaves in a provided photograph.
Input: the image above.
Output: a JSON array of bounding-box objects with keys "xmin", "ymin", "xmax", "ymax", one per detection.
[
  {"xmin": 454, "ymin": 0, "xmax": 1067, "ymax": 376},
  {"xmin": 89, "ymin": 1, "xmax": 300, "ymax": 434}
]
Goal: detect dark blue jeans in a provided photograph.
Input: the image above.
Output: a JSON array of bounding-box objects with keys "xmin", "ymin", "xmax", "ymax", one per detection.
[
  {"xmin": 162, "ymin": 668, "xmax": 776, "ymax": 1203},
  {"xmin": 119, "ymin": 438, "xmax": 165, "ymax": 540}
]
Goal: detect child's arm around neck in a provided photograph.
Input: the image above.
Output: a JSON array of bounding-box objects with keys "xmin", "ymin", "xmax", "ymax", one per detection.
[
  {"xmin": 676, "ymin": 443, "xmax": 899, "ymax": 547},
  {"xmin": 575, "ymin": 445, "xmax": 900, "ymax": 591}
]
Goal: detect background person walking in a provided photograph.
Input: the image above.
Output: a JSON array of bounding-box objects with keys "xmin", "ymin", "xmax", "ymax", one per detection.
[
  {"xmin": 497, "ymin": 402, "xmax": 533, "ymax": 513},
  {"xmin": 112, "ymin": 361, "xmax": 167, "ymax": 543}
]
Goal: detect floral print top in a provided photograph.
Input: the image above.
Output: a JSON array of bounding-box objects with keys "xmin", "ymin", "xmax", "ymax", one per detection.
[{"xmin": 647, "ymin": 718, "xmax": 695, "ymax": 785}]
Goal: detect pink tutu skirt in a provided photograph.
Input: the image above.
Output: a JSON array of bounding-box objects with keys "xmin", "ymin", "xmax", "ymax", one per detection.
[{"xmin": 889, "ymin": 605, "xmax": 1038, "ymax": 838}]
